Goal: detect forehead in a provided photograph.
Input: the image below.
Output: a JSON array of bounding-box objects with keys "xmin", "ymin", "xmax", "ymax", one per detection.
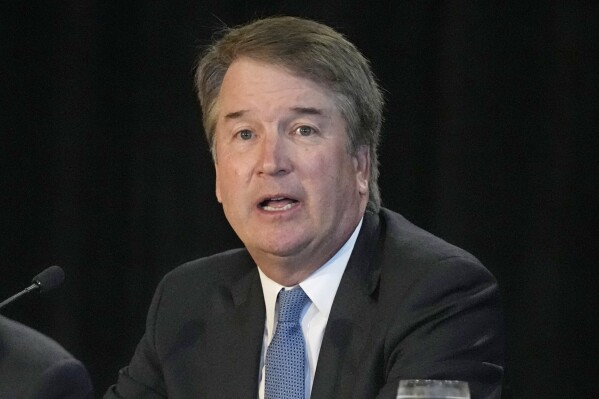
[{"xmin": 216, "ymin": 57, "xmax": 338, "ymax": 117}]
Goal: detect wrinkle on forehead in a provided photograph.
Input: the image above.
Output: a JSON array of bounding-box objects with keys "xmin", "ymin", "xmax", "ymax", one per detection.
[{"xmin": 216, "ymin": 57, "xmax": 339, "ymax": 125}]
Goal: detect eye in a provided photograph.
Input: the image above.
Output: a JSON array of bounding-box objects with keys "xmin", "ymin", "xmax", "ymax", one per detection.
[
  {"xmin": 237, "ymin": 129, "xmax": 253, "ymax": 140},
  {"xmin": 296, "ymin": 125, "xmax": 314, "ymax": 136}
]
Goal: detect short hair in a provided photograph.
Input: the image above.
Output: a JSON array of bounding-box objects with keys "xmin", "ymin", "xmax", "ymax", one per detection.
[{"xmin": 195, "ymin": 16, "xmax": 384, "ymax": 212}]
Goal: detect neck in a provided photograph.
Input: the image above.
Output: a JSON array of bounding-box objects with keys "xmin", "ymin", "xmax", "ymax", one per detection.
[
  {"xmin": 253, "ymin": 250, "xmax": 334, "ymax": 287},
  {"xmin": 251, "ymin": 215, "xmax": 364, "ymax": 286}
]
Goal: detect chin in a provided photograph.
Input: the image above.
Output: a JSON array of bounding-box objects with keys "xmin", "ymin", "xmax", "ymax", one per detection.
[{"xmin": 247, "ymin": 234, "xmax": 311, "ymax": 259}]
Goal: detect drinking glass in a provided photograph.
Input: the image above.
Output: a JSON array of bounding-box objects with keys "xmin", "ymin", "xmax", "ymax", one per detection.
[{"xmin": 396, "ymin": 379, "xmax": 470, "ymax": 398}]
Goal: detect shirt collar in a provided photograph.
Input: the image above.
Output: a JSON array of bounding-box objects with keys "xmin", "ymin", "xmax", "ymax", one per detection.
[{"xmin": 258, "ymin": 218, "xmax": 363, "ymax": 334}]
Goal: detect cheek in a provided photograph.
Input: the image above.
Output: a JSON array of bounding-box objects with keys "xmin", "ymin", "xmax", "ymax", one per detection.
[
  {"xmin": 306, "ymin": 154, "xmax": 349, "ymax": 198},
  {"xmin": 215, "ymin": 162, "xmax": 235, "ymax": 198},
  {"xmin": 215, "ymin": 160, "xmax": 253, "ymax": 205},
  {"xmin": 215, "ymin": 168, "xmax": 222, "ymax": 203}
]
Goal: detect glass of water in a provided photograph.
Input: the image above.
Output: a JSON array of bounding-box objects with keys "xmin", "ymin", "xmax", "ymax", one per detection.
[{"xmin": 396, "ymin": 379, "xmax": 470, "ymax": 398}]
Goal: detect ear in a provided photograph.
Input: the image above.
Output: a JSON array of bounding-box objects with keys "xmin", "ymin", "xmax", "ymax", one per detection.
[
  {"xmin": 353, "ymin": 145, "xmax": 370, "ymax": 196},
  {"xmin": 215, "ymin": 162, "xmax": 222, "ymax": 203}
]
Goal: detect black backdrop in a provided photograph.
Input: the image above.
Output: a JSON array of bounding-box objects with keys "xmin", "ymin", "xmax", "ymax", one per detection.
[{"xmin": 1, "ymin": 2, "xmax": 597, "ymax": 398}]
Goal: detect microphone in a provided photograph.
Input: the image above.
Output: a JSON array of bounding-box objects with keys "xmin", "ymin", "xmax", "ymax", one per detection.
[{"xmin": 0, "ymin": 266, "xmax": 65, "ymax": 311}]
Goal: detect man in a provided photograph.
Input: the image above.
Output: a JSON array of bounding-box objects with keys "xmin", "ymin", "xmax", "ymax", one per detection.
[
  {"xmin": 105, "ymin": 16, "xmax": 503, "ymax": 399},
  {"xmin": 0, "ymin": 315, "xmax": 94, "ymax": 399}
]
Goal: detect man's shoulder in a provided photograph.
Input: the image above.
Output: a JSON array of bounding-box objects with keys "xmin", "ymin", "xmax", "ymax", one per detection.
[
  {"xmin": 0, "ymin": 316, "xmax": 94, "ymax": 398},
  {"xmin": 0, "ymin": 315, "xmax": 73, "ymax": 363},
  {"xmin": 145, "ymin": 248, "xmax": 261, "ymax": 337},
  {"xmin": 165, "ymin": 248, "xmax": 255, "ymax": 279},
  {"xmin": 157, "ymin": 247, "xmax": 256, "ymax": 293},
  {"xmin": 379, "ymin": 207, "xmax": 482, "ymax": 266},
  {"xmin": 375, "ymin": 208, "xmax": 495, "ymax": 288}
]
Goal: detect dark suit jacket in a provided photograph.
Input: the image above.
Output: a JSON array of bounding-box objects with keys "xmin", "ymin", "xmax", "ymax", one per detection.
[
  {"xmin": 105, "ymin": 208, "xmax": 504, "ymax": 399},
  {"xmin": 0, "ymin": 315, "xmax": 94, "ymax": 399}
]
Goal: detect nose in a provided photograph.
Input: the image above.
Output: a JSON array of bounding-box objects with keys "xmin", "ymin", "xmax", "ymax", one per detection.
[{"xmin": 257, "ymin": 132, "xmax": 291, "ymax": 176}]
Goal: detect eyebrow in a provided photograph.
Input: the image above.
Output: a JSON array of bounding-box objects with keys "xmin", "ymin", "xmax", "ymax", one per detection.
[
  {"xmin": 223, "ymin": 110, "xmax": 249, "ymax": 120},
  {"xmin": 222, "ymin": 107, "xmax": 326, "ymax": 121},
  {"xmin": 289, "ymin": 107, "xmax": 325, "ymax": 116}
]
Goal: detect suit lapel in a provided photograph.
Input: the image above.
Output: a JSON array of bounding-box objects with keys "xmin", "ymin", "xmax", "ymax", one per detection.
[
  {"xmin": 207, "ymin": 256, "xmax": 265, "ymax": 398},
  {"xmin": 310, "ymin": 211, "xmax": 383, "ymax": 399}
]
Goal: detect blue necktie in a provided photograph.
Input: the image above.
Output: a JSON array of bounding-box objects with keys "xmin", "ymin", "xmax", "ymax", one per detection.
[{"xmin": 265, "ymin": 287, "xmax": 311, "ymax": 399}]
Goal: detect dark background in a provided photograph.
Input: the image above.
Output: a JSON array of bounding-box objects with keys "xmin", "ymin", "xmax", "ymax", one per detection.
[{"xmin": 1, "ymin": 2, "xmax": 597, "ymax": 398}]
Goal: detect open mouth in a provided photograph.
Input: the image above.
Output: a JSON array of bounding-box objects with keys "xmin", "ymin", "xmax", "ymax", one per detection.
[{"xmin": 258, "ymin": 197, "xmax": 299, "ymax": 212}]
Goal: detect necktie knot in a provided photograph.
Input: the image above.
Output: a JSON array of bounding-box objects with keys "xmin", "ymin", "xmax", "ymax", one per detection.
[{"xmin": 277, "ymin": 287, "xmax": 310, "ymax": 323}]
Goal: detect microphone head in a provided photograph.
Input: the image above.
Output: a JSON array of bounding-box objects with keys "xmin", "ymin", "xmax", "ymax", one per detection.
[{"xmin": 32, "ymin": 265, "xmax": 65, "ymax": 293}]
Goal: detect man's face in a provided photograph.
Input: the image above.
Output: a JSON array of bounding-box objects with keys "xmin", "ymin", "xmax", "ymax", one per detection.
[{"xmin": 213, "ymin": 57, "xmax": 369, "ymax": 274}]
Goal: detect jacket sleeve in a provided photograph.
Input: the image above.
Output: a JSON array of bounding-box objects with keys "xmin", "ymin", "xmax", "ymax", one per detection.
[{"xmin": 376, "ymin": 256, "xmax": 504, "ymax": 399}]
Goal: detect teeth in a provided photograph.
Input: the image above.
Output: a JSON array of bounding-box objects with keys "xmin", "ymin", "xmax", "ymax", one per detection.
[{"xmin": 262, "ymin": 202, "xmax": 297, "ymax": 212}]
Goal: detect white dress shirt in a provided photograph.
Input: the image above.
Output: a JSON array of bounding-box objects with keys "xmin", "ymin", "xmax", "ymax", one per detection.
[{"xmin": 257, "ymin": 218, "xmax": 363, "ymax": 399}]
